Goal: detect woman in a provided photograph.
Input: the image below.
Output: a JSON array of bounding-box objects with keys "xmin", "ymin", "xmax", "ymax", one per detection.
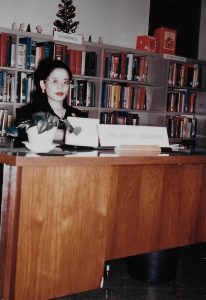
[{"xmin": 15, "ymin": 58, "xmax": 85, "ymax": 143}]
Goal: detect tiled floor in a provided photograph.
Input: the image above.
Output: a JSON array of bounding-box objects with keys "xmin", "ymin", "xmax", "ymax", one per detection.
[{"xmin": 56, "ymin": 243, "xmax": 206, "ymax": 300}]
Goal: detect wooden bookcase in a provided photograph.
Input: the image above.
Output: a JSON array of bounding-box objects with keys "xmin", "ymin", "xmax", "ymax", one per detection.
[
  {"xmin": 0, "ymin": 26, "xmax": 206, "ymax": 148},
  {"xmin": 163, "ymin": 54, "xmax": 206, "ymax": 148},
  {"xmin": 100, "ymin": 44, "xmax": 167, "ymax": 128}
]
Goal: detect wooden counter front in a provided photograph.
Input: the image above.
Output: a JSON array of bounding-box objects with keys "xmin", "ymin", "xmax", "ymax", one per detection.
[{"xmin": 0, "ymin": 152, "xmax": 206, "ymax": 299}]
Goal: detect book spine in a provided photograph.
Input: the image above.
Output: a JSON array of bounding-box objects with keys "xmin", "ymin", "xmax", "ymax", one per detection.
[
  {"xmin": 1, "ymin": 109, "xmax": 8, "ymax": 136},
  {"xmin": 81, "ymin": 50, "xmax": 86, "ymax": 76},
  {"xmin": 110, "ymin": 54, "xmax": 119, "ymax": 79},
  {"xmin": 2, "ymin": 72, "xmax": 7, "ymax": 102},
  {"xmin": 0, "ymin": 33, "xmax": 9, "ymax": 67},
  {"xmin": 5, "ymin": 73, "xmax": 11, "ymax": 102},
  {"xmin": 19, "ymin": 37, "xmax": 32, "ymax": 69},
  {"xmin": 35, "ymin": 46, "xmax": 44, "ymax": 68},
  {"xmin": 0, "ymin": 109, "xmax": 5, "ymax": 135},
  {"xmin": 0, "ymin": 71, "xmax": 4, "ymax": 102},
  {"xmin": 54, "ymin": 44, "xmax": 63, "ymax": 61},
  {"xmin": 85, "ymin": 52, "xmax": 97, "ymax": 76},
  {"xmin": 7, "ymin": 113, "xmax": 14, "ymax": 128},
  {"xmin": 17, "ymin": 44, "xmax": 26, "ymax": 68},
  {"xmin": 75, "ymin": 50, "xmax": 82, "ymax": 75},
  {"xmin": 90, "ymin": 52, "xmax": 97, "ymax": 77},
  {"xmin": 10, "ymin": 75, "xmax": 15, "ymax": 102},
  {"xmin": 30, "ymin": 40, "xmax": 37, "ymax": 70},
  {"xmin": 6, "ymin": 35, "xmax": 12, "ymax": 67},
  {"xmin": 189, "ymin": 92, "xmax": 196, "ymax": 113},
  {"xmin": 43, "ymin": 42, "xmax": 54, "ymax": 59},
  {"xmin": 119, "ymin": 52, "xmax": 127, "ymax": 80},
  {"xmin": 68, "ymin": 49, "xmax": 76, "ymax": 74},
  {"xmin": 126, "ymin": 53, "xmax": 133, "ymax": 80},
  {"xmin": 10, "ymin": 43, "xmax": 16, "ymax": 68}
]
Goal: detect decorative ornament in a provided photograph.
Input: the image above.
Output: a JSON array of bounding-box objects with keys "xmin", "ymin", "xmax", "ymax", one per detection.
[
  {"xmin": 53, "ymin": 0, "xmax": 80, "ymax": 34},
  {"xmin": 88, "ymin": 35, "xmax": 92, "ymax": 42},
  {"xmin": 26, "ymin": 24, "xmax": 31, "ymax": 32},
  {"xmin": 36, "ymin": 25, "xmax": 43, "ymax": 34},
  {"xmin": 98, "ymin": 36, "xmax": 103, "ymax": 43},
  {"xmin": 12, "ymin": 22, "xmax": 18, "ymax": 30},
  {"xmin": 19, "ymin": 23, "xmax": 25, "ymax": 31}
]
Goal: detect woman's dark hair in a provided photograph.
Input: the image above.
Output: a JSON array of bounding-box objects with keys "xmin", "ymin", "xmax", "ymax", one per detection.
[
  {"xmin": 34, "ymin": 58, "xmax": 73, "ymax": 91},
  {"xmin": 32, "ymin": 58, "xmax": 73, "ymax": 107}
]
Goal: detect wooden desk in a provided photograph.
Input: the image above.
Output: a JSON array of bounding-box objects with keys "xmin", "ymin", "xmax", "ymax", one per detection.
[{"xmin": 0, "ymin": 152, "xmax": 206, "ymax": 299}]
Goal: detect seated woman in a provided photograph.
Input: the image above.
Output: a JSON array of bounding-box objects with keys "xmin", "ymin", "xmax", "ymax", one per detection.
[{"xmin": 15, "ymin": 58, "xmax": 85, "ymax": 144}]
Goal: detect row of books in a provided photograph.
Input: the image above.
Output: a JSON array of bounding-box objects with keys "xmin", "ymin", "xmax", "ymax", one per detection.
[
  {"xmin": 67, "ymin": 80, "xmax": 96, "ymax": 107},
  {"xmin": 0, "ymin": 33, "xmax": 53, "ymax": 69},
  {"xmin": 0, "ymin": 71, "xmax": 34, "ymax": 103},
  {"xmin": 168, "ymin": 63, "xmax": 200, "ymax": 88},
  {"xmin": 166, "ymin": 115, "xmax": 197, "ymax": 138},
  {"xmin": 0, "ymin": 32, "xmax": 98, "ymax": 77},
  {"xmin": 0, "ymin": 109, "xmax": 14, "ymax": 136},
  {"xmin": 100, "ymin": 111, "xmax": 139, "ymax": 125},
  {"xmin": 0, "ymin": 70, "xmax": 97, "ymax": 107},
  {"xmin": 17, "ymin": 72, "xmax": 34, "ymax": 103},
  {"xmin": 167, "ymin": 90, "xmax": 196, "ymax": 113},
  {"xmin": 51, "ymin": 46, "xmax": 97, "ymax": 76},
  {"xmin": 101, "ymin": 83, "xmax": 147, "ymax": 110},
  {"xmin": 0, "ymin": 71, "xmax": 15, "ymax": 102},
  {"xmin": 103, "ymin": 52, "xmax": 148, "ymax": 82},
  {"xmin": 54, "ymin": 46, "xmax": 97, "ymax": 76}
]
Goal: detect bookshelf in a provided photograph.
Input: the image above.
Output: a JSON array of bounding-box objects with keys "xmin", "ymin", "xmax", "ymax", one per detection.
[
  {"xmin": 163, "ymin": 54, "xmax": 206, "ymax": 148},
  {"xmin": 0, "ymin": 26, "xmax": 206, "ymax": 149},
  {"xmin": 100, "ymin": 44, "xmax": 167, "ymax": 127}
]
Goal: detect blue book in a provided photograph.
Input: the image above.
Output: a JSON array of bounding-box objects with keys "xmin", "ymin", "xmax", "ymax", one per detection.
[
  {"xmin": 101, "ymin": 82, "xmax": 107, "ymax": 108},
  {"xmin": 36, "ymin": 41, "xmax": 54, "ymax": 60},
  {"xmin": 19, "ymin": 37, "xmax": 32, "ymax": 69},
  {"xmin": 30, "ymin": 40, "xmax": 36, "ymax": 70},
  {"xmin": 104, "ymin": 54, "xmax": 111, "ymax": 78}
]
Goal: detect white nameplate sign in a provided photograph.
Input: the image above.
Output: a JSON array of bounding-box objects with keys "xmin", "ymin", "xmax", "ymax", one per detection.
[
  {"xmin": 98, "ymin": 125, "xmax": 169, "ymax": 147},
  {"xmin": 53, "ymin": 31, "xmax": 83, "ymax": 44},
  {"xmin": 65, "ymin": 117, "xmax": 99, "ymax": 147}
]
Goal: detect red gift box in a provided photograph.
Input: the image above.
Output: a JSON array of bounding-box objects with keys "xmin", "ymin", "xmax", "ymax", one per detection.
[
  {"xmin": 136, "ymin": 35, "xmax": 157, "ymax": 52},
  {"xmin": 154, "ymin": 27, "xmax": 177, "ymax": 55}
]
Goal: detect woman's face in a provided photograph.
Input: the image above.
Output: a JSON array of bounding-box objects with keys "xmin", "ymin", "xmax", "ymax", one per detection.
[{"xmin": 40, "ymin": 68, "xmax": 70, "ymax": 103}]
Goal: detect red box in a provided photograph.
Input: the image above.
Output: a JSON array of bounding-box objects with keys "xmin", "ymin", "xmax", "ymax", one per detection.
[
  {"xmin": 154, "ymin": 27, "xmax": 177, "ymax": 54},
  {"xmin": 136, "ymin": 35, "xmax": 157, "ymax": 52}
]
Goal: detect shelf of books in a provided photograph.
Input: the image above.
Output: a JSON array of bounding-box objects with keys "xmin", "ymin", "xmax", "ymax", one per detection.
[
  {"xmin": 163, "ymin": 54, "xmax": 206, "ymax": 148},
  {"xmin": 1, "ymin": 26, "xmax": 206, "ymax": 149},
  {"xmin": 100, "ymin": 44, "xmax": 167, "ymax": 127},
  {"xmin": 0, "ymin": 26, "xmax": 103, "ymax": 136}
]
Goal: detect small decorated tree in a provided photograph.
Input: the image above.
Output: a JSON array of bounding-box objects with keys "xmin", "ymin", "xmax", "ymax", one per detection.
[{"xmin": 54, "ymin": 0, "xmax": 79, "ymax": 34}]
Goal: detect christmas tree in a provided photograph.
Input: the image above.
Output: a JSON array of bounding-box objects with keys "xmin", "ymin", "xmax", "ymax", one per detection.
[{"xmin": 54, "ymin": 0, "xmax": 79, "ymax": 34}]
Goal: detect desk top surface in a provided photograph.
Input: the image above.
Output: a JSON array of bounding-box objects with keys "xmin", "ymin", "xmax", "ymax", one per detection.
[{"xmin": 0, "ymin": 144, "xmax": 206, "ymax": 167}]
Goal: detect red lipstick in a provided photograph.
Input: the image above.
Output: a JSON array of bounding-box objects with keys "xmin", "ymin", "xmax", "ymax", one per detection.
[{"xmin": 56, "ymin": 92, "xmax": 64, "ymax": 96}]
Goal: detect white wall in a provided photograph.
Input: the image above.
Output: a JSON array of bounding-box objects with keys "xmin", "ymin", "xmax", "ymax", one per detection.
[
  {"xmin": 198, "ymin": 0, "xmax": 206, "ymax": 60},
  {"xmin": 0, "ymin": 0, "xmax": 205, "ymax": 57},
  {"xmin": 0, "ymin": 0, "xmax": 150, "ymax": 49}
]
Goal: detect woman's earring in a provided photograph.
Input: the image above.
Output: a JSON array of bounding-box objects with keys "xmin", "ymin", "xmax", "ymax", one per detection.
[{"xmin": 42, "ymin": 89, "xmax": 45, "ymax": 94}]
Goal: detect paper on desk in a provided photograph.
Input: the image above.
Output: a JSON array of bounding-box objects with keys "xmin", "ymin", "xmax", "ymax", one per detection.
[{"xmin": 65, "ymin": 117, "xmax": 99, "ymax": 147}]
